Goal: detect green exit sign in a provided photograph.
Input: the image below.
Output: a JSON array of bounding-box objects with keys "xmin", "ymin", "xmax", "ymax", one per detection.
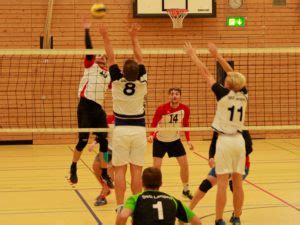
[{"xmin": 226, "ymin": 17, "xmax": 246, "ymax": 27}]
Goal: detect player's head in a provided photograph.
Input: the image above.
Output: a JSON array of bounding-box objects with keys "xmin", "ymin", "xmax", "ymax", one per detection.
[
  {"xmin": 95, "ymin": 54, "xmax": 107, "ymax": 67},
  {"xmin": 168, "ymin": 87, "xmax": 182, "ymax": 105},
  {"xmin": 142, "ymin": 167, "xmax": 162, "ymax": 190},
  {"xmin": 225, "ymin": 72, "xmax": 246, "ymax": 92},
  {"xmin": 123, "ymin": 59, "xmax": 139, "ymax": 81}
]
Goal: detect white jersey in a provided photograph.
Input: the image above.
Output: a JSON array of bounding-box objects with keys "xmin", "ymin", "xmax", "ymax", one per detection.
[
  {"xmin": 211, "ymin": 83, "xmax": 248, "ymax": 134},
  {"xmin": 78, "ymin": 62, "xmax": 110, "ymax": 106},
  {"xmin": 109, "ymin": 64, "xmax": 147, "ymax": 121}
]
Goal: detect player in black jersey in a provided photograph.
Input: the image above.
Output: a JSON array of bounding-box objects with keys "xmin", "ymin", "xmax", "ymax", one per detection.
[{"xmin": 116, "ymin": 167, "xmax": 201, "ymax": 225}]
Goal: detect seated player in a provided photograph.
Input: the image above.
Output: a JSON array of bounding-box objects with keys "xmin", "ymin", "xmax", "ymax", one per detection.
[{"xmin": 116, "ymin": 167, "xmax": 202, "ymax": 225}]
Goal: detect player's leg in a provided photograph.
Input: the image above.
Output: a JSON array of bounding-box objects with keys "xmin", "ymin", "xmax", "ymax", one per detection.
[
  {"xmin": 231, "ymin": 173, "xmax": 244, "ymax": 221},
  {"xmin": 169, "ymin": 139, "xmax": 192, "ymax": 199},
  {"xmin": 152, "ymin": 138, "xmax": 167, "ymax": 169},
  {"xmin": 130, "ymin": 126, "xmax": 147, "ymax": 194},
  {"xmin": 129, "ymin": 164, "xmax": 143, "ymax": 194},
  {"xmin": 190, "ymin": 172, "xmax": 217, "ymax": 210},
  {"xmin": 93, "ymin": 106, "xmax": 113, "ymax": 188},
  {"xmin": 230, "ymin": 134, "xmax": 246, "ymax": 224},
  {"xmin": 112, "ymin": 126, "xmax": 131, "ymax": 212},
  {"xmin": 215, "ymin": 174, "xmax": 229, "ymax": 223},
  {"xmin": 92, "ymin": 153, "xmax": 110, "ymax": 206},
  {"xmin": 70, "ymin": 102, "xmax": 90, "ymax": 183}
]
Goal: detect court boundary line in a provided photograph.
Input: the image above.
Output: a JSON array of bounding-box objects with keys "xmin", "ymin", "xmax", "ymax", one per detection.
[{"xmin": 192, "ymin": 151, "xmax": 300, "ymax": 211}]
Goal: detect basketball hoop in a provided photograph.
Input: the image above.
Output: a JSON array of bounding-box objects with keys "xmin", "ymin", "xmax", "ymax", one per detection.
[{"xmin": 166, "ymin": 8, "xmax": 189, "ymax": 29}]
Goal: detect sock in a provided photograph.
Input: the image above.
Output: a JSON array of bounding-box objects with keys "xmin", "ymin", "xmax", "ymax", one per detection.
[
  {"xmin": 101, "ymin": 168, "xmax": 108, "ymax": 176},
  {"xmin": 115, "ymin": 204, "xmax": 124, "ymax": 214},
  {"xmin": 183, "ymin": 183, "xmax": 189, "ymax": 192},
  {"xmin": 71, "ymin": 162, "xmax": 77, "ymax": 170}
]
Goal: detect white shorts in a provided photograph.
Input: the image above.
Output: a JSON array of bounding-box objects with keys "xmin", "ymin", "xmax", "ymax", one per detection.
[
  {"xmin": 215, "ymin": 133, "xmax": 246, "ymax": 175},
  {"xmin": 112, "ymin": 126, "xmax": 147, "ymax": 166}
]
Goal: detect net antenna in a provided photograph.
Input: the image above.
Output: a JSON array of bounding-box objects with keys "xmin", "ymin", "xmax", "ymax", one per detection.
[{"xmin": 166, "ymin": 8, "xmax": 189, "ymax": 29}]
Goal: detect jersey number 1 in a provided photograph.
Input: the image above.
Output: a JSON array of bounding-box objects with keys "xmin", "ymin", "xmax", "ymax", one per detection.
[
  {"xmin": 228, "ymin": 106, "xmax": 243, "ymax": 121},
  {"xmin": 153, "ymin": 201, "xmax": 164, "ymax": 220},
  {"xmin": 123, "ymin": 83, "xmax": 136, "ymax": 96}
]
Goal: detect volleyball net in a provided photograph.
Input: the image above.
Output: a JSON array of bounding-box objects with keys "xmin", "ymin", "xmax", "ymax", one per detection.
[{"xmin": 0, "ymin": 48, "xmax": 299, "ymax": 143}]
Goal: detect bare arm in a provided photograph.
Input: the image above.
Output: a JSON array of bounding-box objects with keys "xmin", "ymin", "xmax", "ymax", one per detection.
[
  {"xmin": 99, "ymin": 24, "xmax": 116, "ymax": 66},
  {"xmin": 115, "ymin": 208, "xmax": 133, "ymax": 225},
  {"xmin": 129, "ymin": 24, "xmax": 143, "ymax": 64},
  {"xmin": 184, "ymin": 42, "xmax": 215, "ymax": 88},
  {"xmin": 190, "ymin": 215, "xmax": 202, "ymax": 225},
  {"xmin": 208, "ymin": 42, "xmax": 233, "ymax": 73}
]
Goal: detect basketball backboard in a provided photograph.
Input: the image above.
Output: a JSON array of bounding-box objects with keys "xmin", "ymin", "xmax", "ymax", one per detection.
[{"xmin": 133, "ymin": 0, "xmax": 216, "ymax": 18}]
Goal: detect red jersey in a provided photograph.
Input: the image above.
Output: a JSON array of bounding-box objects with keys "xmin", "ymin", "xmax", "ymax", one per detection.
[{"xmin": 150, "ymin": 102, "xmax": 190, "ymax": 142}]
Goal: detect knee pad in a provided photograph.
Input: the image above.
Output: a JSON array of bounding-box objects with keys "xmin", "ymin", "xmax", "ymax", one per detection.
[
  {"xmin": 76, "ymin": 139, "xmax": 88, "ymax": 151},
  {"xmin": 97, "ymin": 136, "xmax": 108, "ymax": 153},
  {"xmin": 199, "ymin": 179, "xmax": 213, "ymax": 193},
  {"xmin": 229, "ymin": 180, "xmax": 233, "ymax": 192}
]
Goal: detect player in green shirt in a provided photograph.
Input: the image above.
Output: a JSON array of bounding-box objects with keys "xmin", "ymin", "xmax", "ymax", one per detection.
[{"xmin": 116, "ymin": 167, "xmax": 201, "ymax": 225}]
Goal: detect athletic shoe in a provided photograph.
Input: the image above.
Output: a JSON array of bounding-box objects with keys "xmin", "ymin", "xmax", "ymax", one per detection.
[
  {"xmin": 215, "ymin": 219, "xmax": 226, "ymax": 225},
  {"xmin": 182, "ymin": 190, "xmax": 193, "ymax": 200},
  {"xmin": 115, "ymin": 205, "xmax": 124, "ymax": 214},
  {"xmin": 229, "ymin": 213, "xmax": 234, "ymax": 223},
  {"xmin": 101, "ymin": 174, "xmax": 114, "ymax": 189},
  {"xmin": 70, "ymin": 166, "xmax": 78, "ymax": 184},
  {"xmin": 94, "ymin": 197, "xmax": 107, "ymax": 206},
  {"xmin": 230, "ymin": 217, "xmax": 241, "ymax": 225}
]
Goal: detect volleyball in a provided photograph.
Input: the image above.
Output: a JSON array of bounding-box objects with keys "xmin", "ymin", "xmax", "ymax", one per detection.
[{"xmin": 90, "ymin": 3, "xmax": 106, "ymax": 19}]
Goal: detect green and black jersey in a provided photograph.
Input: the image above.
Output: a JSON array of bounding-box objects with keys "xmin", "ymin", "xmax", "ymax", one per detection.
[{"xmin": 124, "ymin": 190, "xmax": 195, "ymax": 225}]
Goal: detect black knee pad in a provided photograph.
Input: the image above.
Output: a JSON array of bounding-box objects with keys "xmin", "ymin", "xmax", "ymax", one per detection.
[
  {"xmin": 229, "ymin": 180, "xmax": 233, "ymax": 192},
  {"xmin": 199, "ymin": 179, "xmax": 213, "ymax": 193},
  {"xmin": 76, "ymin": 139, "xmax": 88, "ymax": 151},
  {"xmin": 97, "ymin": 135, "xmax": 108, "ymax": 153}
]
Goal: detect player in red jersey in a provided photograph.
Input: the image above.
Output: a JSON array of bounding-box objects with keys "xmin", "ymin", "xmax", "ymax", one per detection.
[{"xmin": 148, "ymin": 87, "xmax": 194, "ymax": 199}]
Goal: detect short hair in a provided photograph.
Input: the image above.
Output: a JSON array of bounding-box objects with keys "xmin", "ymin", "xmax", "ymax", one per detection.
[
  {"xmin": 142, "ymin": 167, "xmax": 162, "ymax": 189},
  {"xmin": 168, "ymin": 87, "xmax": 182, "ymax": 95},
  {"xmin": 226, "ymin": 72, "xmax": 246, "ymax": 92},
  {"xmin": 123, "ymin": 59, "xmax": 139, "ymax": 81}
]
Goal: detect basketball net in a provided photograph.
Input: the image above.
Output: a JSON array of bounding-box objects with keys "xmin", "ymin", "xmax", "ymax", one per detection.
[{"xmin": 166, "ymin": 8, "xmax": 189, "ymax": 29}]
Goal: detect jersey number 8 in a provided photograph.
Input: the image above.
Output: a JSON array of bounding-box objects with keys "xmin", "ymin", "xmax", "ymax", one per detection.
[{"xmin": 123, "ymin": 82, "xmax": 136, "ymax": 96}]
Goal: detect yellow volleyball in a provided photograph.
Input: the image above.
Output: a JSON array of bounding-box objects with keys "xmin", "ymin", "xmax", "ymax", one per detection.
[{"xmin": 90, "ymin": 3, "xmax": 106, "ymax": 19}]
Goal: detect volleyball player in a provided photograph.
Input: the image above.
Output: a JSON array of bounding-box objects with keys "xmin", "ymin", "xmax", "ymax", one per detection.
[
  {"xmin": 116, "ymin": 167, "xmax": 201, "ymax": 225},
  {"xmin": 100, "ymin": 23, "xmax": 147, "ymax": 213},
  {"xmin": 185, "ymin": 42, "xmax": 248, "ymax": 225},
  {"xmin": 89, "ymin": 115, "xmax": 115, "ymax": 206},
  {"xmin": 148, "ymin": 87, "xmax": 194, "ymax": 199},
  {"xmin": 190, "ymin": 130, "xmax": 253, "ymax": 217},
  {"xmin": 69, "ymin": 20, "xmax": 113, "ymax": 188}
]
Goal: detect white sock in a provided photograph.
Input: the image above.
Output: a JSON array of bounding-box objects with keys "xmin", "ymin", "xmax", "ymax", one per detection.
[{"xmin": 183, "ymin": 183, "xmax": 189, "ymax": 192}]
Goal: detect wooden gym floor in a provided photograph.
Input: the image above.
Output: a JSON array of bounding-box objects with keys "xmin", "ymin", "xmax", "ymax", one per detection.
[{"xmin": 0, "ymin": 139, "xmax": 299, "ymax": 225}]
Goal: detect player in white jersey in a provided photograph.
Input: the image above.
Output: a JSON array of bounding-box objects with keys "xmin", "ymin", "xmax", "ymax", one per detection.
[
  {"xmin": 148, "ymin": 87, "xmax": 194, "ymax": 199},
  {"xmin": 69, "ymin": 21, "xmax": 113, "ymax": 188},
  {"xmin": 185, "ymin": 42, "xmax": 247, "ymax": 225},
  {"xmin": 100, "ymin": 23, "xmax": 147, "ymax": 214}
]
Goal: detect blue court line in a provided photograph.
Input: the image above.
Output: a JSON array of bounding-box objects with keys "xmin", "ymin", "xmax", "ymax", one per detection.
[{"xmin": 74, "ymin": 189, "xmax": 102, "ymax": 225}]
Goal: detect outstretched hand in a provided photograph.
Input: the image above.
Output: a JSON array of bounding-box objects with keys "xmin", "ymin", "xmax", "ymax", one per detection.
[
  {"xmin": 99, "ymin": 24, "xmax": 108, "ymax": 36},
  {"xmin": 83, "ymin": 17, "xmax": 91, "ymax": 29},
  {"xmin": 128, "ymin": 23, "xmax": 141, "ymax": 37},
  {"xmin": 208, "ymin": 42, "xmax": 218, "ymax": 58},
  {"xmin": 184, "ymin": 42, "xmax": 196, "ymax": 58}
]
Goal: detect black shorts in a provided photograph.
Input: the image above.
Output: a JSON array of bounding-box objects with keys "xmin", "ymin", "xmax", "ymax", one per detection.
[
  {"xmin": 77, "ymin": 97, "xmax": 108, "ymax": 151},
  {"xmin": 153, "ymin": 139, "xmax": 186, "ymax": 158}
]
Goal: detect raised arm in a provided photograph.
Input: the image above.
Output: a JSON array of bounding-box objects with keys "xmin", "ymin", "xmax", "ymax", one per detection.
[
  {"xmin": 208, "ymin": 42, "xmax": 233, "ymax": 73},
  {"xmin": 128, "ymin": 24, "xmax": 143, "ymax": 64},
  {"xmin": 83, "ymin": 20, "xmax": 94, "ymax": 63},
  {"xmin": 184, "ymin": 42, "xmax": 215, "ymax": 88},
  {"xmin": 99, "ymin": 24, "xmax": 116, "ymax": 66}
]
